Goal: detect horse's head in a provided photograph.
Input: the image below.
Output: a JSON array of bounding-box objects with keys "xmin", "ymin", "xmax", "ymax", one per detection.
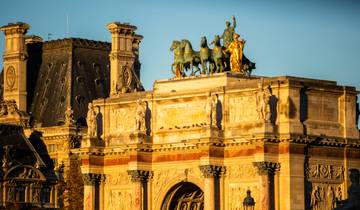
[
  {"xmin": 210, "ymin": 35, "xmax": 221, "ymax": 47},
  {"xmin": 200, "ymin": 36, "xmax": 208, "ymax": 48},
  {"xmin": 181, "ymin": 39, "xmax": 193, "ymax": 51},
  {"xmin": 170, "ymin": 40, "xmax": 180, "ymax": 51}
]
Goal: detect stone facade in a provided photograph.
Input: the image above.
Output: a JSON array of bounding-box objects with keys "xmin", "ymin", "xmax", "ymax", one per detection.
[
  {"xmin": 1, "ymin": 21, "xmax": 359, "ymax": 210},
  {"xmin": 79, "ymin": 73, "xmax": 359, "ymax": 210}
]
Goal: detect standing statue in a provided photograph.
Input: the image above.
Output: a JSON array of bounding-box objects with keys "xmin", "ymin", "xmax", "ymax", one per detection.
[
  {"xmin": 221, "ymin": 16, "xmax": 236, "ymax": 48},
  {"xmin": 64, "ymin": 106, "xmax": 74, "ymax": 126},
  {"xmin": 334, "ymin": 169, "xmax": 360, "ymax": 210},
  {"xmin": 135, "ymin": 100, "xmax": 146, "ymax": 132},
  {"xmin": 205, "ymin": 92, "xmax": 216, "ymax": 126},
  {"xmin": 86, "ymin": 103, "xmax": 96, "ymax": 137},
  {"xmin": 225, "ymin": 33, "xmax": 246, "ymax": 73},
  {"xmin": 256, "ymin": 79, "xmax": 271, "ymax": 121}
]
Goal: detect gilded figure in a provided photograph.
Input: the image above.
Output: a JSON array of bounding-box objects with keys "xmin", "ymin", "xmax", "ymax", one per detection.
[{"xmin": 225, "ymin": 33, "xmax": 245, "ymax": 73}]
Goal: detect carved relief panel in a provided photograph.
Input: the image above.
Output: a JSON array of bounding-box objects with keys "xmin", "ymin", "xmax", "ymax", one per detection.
[
  {"xmin": 109, "ymin": 106, "xmax": 135, "ymax": 135},
  {"xmin": 229, "ymin": 95, "xmax": 257, "ymax": 123},
  {"xmin": 5, "ymin": 65, "xmax": 17, "ymax": 91},
  {"xmin": 305, "ymin": 162, "xmax": 345, "ymax": 210}
]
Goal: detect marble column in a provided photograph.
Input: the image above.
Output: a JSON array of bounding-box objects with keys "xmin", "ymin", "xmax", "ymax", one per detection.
[
  {"xmin": 199, "ymin": 165, "xmax": 226, "ymax": 210},
  {"xmin": 99, "ymin": 175, "xmax": 106, "ymax": 210},
  {"xmin": 82, "ymin": 173, "xmax": 101, "ymax": 210},
  {"xmin": 253, "ymin": 161, "xmax": 280, "ymax": 210},
  {"xmin": 127, "ymin": 170, "xmax": 153, "ymax": 210}
]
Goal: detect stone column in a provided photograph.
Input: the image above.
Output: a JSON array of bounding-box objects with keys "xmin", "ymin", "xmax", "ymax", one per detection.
[
  {"xmin": 127, "ymin": 170, "xmax": 153, "ymax": 210},
  {"xmin": 82, "ymin": 173, "xmax": 101, "ymax": 210},
  {"xmin": 253, "ymin": 161, "xmax": 280, "ymax": 210},
  {"xmin": 199, "ymin": 165, "xmax": 226, "ymax": 210}
]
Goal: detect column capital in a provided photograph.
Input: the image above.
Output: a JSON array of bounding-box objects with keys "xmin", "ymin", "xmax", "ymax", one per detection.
[
  {"xmin": 253, "ymin": 161, "xmax": 280, "ymax": 176},
  {"xmin": 127, "ymin": 170, "xmax": 153, "ymax": 183},
  {"xmin": 82, "ymin": 173, "xmax": 102, "ymax": 186},
  {"xmin": 199, "ymin": 165, "xmax": 226, "ymax": 178}
]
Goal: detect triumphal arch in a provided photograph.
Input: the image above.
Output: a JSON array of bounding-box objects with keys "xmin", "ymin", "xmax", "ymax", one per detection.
[{"xmin": 78, "ymin": 20, "xmax": 360, "ymax": 210}]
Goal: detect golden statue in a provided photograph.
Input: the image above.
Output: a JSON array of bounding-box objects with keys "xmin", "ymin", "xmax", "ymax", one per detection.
[{"xmin": 225, "ymin": 33, "xmax": 246, "ymax": 73}]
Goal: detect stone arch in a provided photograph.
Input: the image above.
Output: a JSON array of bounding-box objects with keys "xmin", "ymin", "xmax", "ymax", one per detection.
[
  {"xmin": 160, "ymin": 181, "xmax": 204, "ymax": 210},
  {"xmin": 155, "ymin": 173, "xmax": 203, "ymax": 210}
]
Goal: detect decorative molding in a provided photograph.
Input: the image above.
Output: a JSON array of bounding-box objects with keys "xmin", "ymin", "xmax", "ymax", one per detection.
[
  {"xmin": 253, "ymin": 161, "xmax": 280, "ymax": 176},
  {"xmin": 127, "ymin": 170, "xmax": 153, "ymax": 183},
  {"xmin": 199, "ymin": 165, "xmax": 226, "ymax": 178}
]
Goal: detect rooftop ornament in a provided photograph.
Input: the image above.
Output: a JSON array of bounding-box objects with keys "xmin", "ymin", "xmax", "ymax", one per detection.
[{"xmin": 170, "ymin": 16, "xmax": 256, "ymax": 78}]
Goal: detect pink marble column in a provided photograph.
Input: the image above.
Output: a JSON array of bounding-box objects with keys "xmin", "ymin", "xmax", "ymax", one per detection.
[
  {"xmin": 127, "ymin": 170, "xmax": 153, "ymax": 210},
  {"xmin": 253, "ymin": 162, "xmax": 280, "ymax": 210}
]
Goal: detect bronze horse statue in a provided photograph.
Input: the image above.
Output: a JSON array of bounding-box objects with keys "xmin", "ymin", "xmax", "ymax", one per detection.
[
  {"xmin": 170, "ymin": 40, "xmax": 185, "ymax": 77},
  {"xmin": 199, "ymin": 36, "xmax": 212, "ymax": 75},
  {"xmin": 211, "ymin": 35, "xmax": 227, "ymax": 73},
  {"xmin": 181, "ymin": 39, "xmax": 201, "ymax": 76}
]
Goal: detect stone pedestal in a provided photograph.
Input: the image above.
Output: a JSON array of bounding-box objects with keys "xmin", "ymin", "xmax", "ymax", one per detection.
[{"xmin": 130, "ymin": 131, "xmax": 147, "ymax": 144}]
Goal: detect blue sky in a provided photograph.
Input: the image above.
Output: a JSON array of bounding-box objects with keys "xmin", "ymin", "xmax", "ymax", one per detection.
[{"xmin": 1, "ymin": 0, "xmax": 359, "ymax": 93}]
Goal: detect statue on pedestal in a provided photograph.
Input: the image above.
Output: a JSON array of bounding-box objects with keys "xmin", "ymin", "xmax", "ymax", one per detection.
[
  {"xmin": 256, "ymin": 79, "xmax": 271, "ymax": 121},
  {"xmin": 205, "ymin": 92, "xmax": 217, "ymax": 126},
  {"xmin": 86, "ymin": 103, "xmax": 96, "ymax": 137},
  {"xmin": 135, "ymin": 100, "xmax": 146, "ymax": 132},
  {"xmin": 64, "ymin": 106, "xmax": 74, "ymax": 126}
]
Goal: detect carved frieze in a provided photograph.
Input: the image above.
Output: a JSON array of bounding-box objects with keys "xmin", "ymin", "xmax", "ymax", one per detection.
[
  {"xmin": 227, "ymin": 164, "xmax": 258, "ymax": 180},
  {"xmin": 106, "ymin": 172, "xmax": 131, "ymax": 186},
  {"xmin": 306, "ymin": 163, "xmax": 344, "ymax": 183}
]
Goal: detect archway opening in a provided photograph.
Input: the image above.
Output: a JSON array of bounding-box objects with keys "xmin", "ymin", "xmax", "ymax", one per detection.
[{"xmin": 161, "ymin": 182, "xmax": 204, "ymax": 210}]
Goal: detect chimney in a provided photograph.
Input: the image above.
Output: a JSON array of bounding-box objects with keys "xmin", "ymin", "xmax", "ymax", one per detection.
[
  {"xmin": 0, "ymin": 22, "xmax": 29, "ymax": 112},
  {"xmin": 107, "ymin": 22, "xmax": 143, "ymax": 95}
]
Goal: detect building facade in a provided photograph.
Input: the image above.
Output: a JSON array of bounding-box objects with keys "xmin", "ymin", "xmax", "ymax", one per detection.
[{"xmin": 0, "ymin": 21, "xmax": 359, "ymax": 210}]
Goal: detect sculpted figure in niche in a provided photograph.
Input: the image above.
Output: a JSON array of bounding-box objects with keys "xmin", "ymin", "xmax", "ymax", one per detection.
[
  {"xmin": 205, "ymin": 92, "xmax": 217, "ymax": 126},
  {"xmin": 135, "ymin": 100, "xmax": 146, "ymax": 132},
  {"xmin": 256, "ymin": 80, "xmax": 271, "ymax": 121},
  {"xmin": 334, "ymin": 169, "xmax": 360, "ymax": 210},
  {"xmin": 87, "ymin": 103, "xmax": 96, "ymax": 137}
]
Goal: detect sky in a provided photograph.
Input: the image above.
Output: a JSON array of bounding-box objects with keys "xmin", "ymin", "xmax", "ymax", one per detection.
[{"xmin": 0, "ymin": 0, "xmax": 359, "ymax": 94}]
